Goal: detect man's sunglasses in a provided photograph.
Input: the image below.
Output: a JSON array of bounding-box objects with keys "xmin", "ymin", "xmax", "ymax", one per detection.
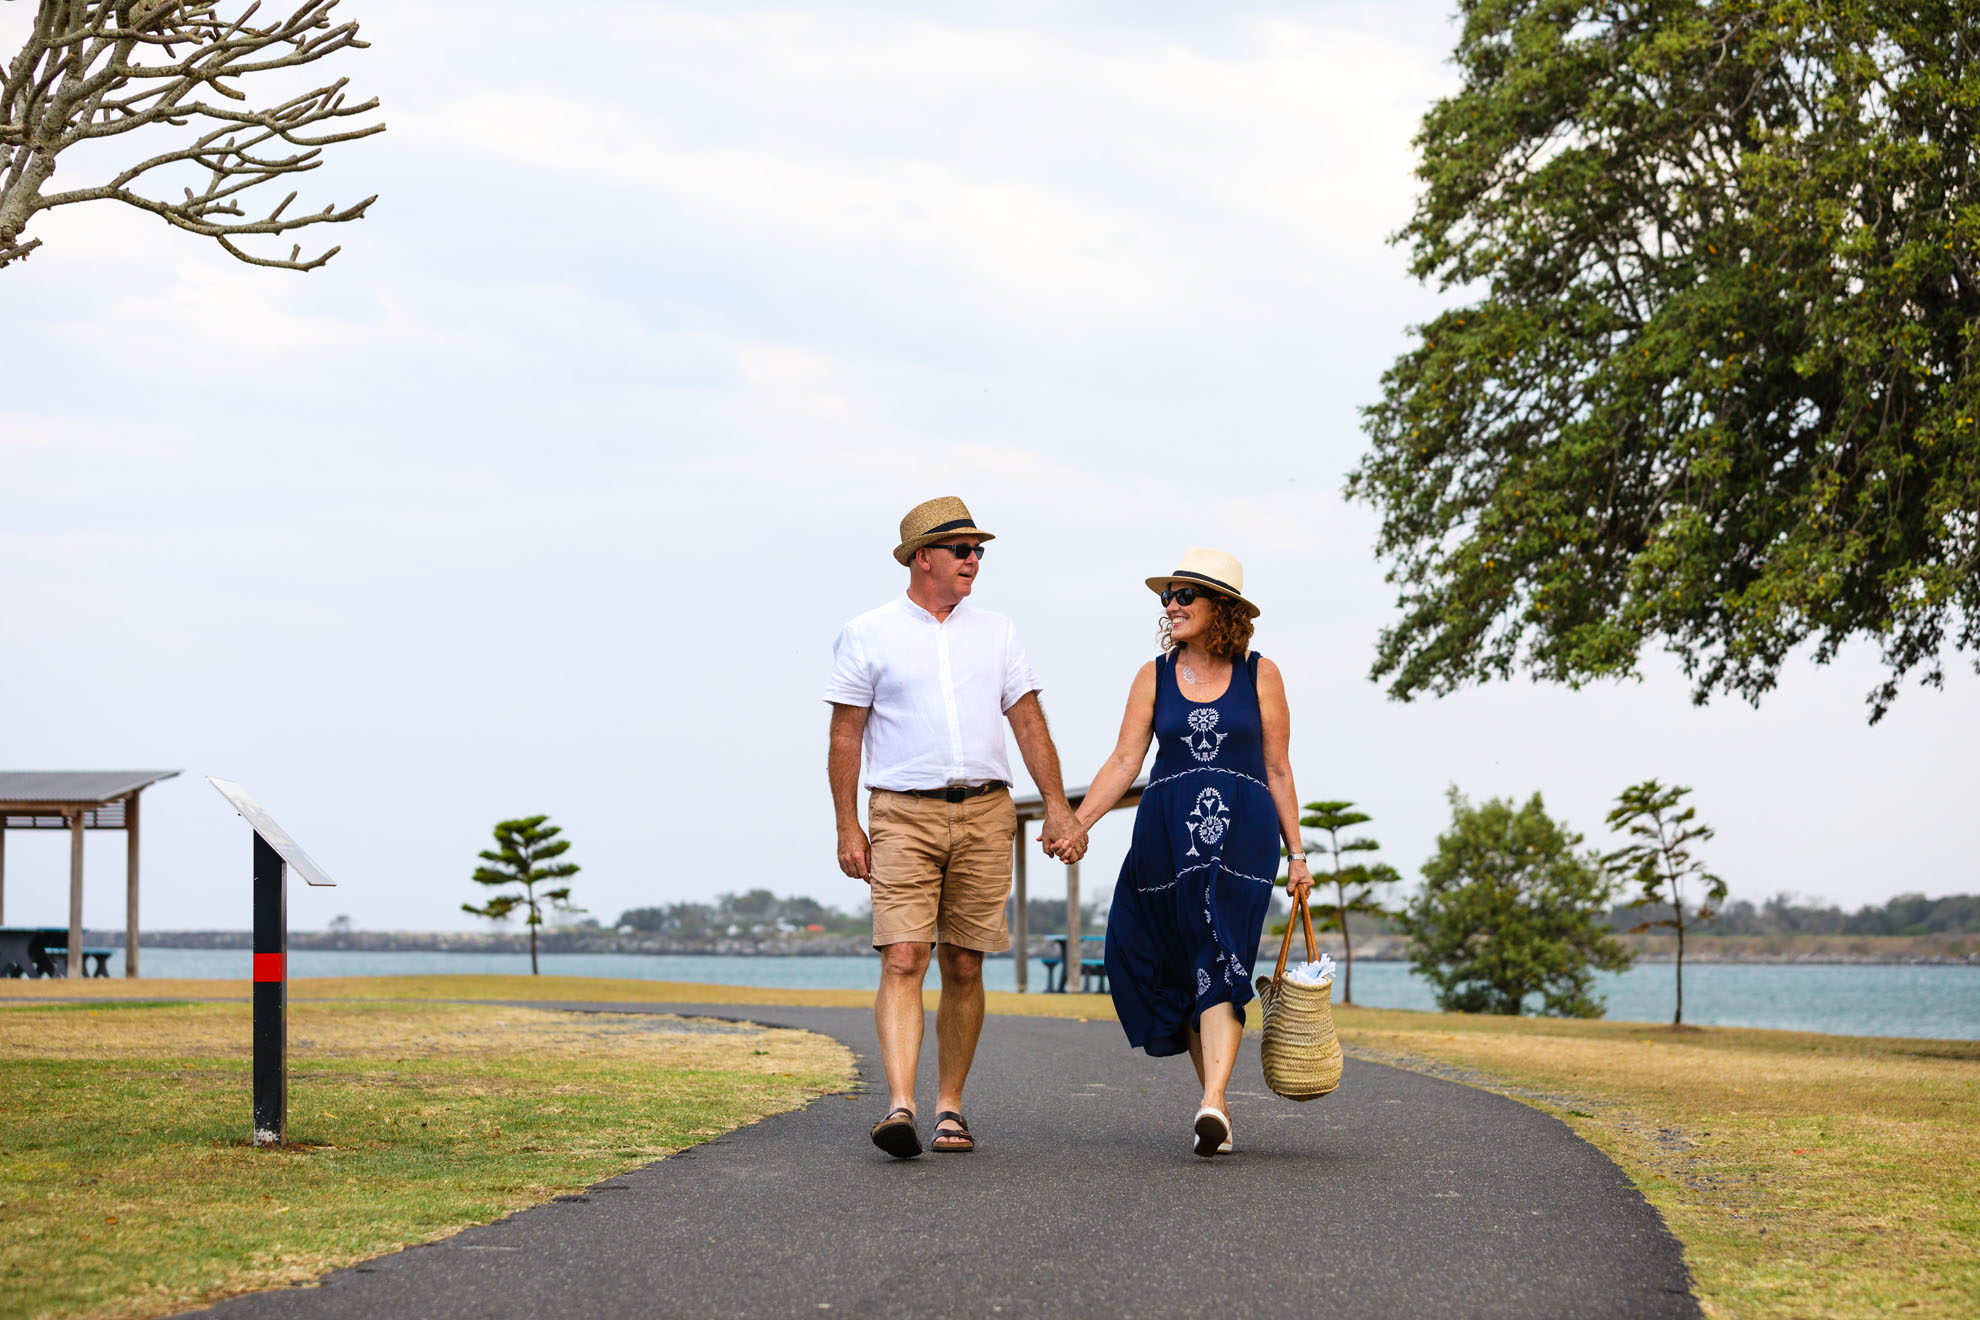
[
  {"xmin": 1160, "ymin": 586, "xmax": 1205, "ymax": 607},
  {"xmin": 926, "ymin": 543, "xmax": 988, "ymax": 560}
]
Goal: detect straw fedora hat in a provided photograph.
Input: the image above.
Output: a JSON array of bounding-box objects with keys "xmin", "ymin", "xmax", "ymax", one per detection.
[
  {"xmin": 893, "ymin": 496, "xmax": 996, "ymax": 566},
  {"xmin": 1146, "ymin": 548, "xmax": 1261, "ymax": 617}
]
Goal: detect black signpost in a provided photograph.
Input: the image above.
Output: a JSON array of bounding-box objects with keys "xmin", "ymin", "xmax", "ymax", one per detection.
[{"xmin": 209, "ymin": 778, "xmax": 337, "ymax": 1148}]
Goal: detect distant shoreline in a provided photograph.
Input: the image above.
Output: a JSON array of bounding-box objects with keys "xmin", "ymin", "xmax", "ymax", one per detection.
[
  {"xmin": 72, "ymin": 929, "xmax": 1980, "ymax": 965},
  {"xmin": 1274, "ymin": 931, "xmax": 1980, "ymax": 966}
]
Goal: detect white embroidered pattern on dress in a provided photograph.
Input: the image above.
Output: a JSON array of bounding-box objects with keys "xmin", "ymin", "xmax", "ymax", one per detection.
[
  {"xmin": 1196, "ymin": 967, "xmax": 1212, "ymax": 997},
  {"xmin": 1184, "ymin": 707, "xmax": 1228, "ymax": 762},
  {"xmin": 1173, "ymin": 859, "xmax": 1276, "ymax": 885},
  {"xmin": 1145, "ymin": 764, "xmax": 1271, "ymax": 794},
  {"xmin": 1183, "ymin": 787, "xmax": 1231, "ymax": 857}
]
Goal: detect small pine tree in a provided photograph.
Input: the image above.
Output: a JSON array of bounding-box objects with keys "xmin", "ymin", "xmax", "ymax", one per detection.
[
  {"xmin": 463, "ymin": 815, "xmax": 582, "ymax": 975},
  {"xmin": 1283, "ymin": 801, "xmax": 1401, "ymax": 1005},
  {"xmin": 1604, "ymin": 781, "xmax": 1725, "ymax": 1027}
]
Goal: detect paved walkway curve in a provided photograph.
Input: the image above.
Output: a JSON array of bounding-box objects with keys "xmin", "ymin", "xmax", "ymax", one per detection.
[{"xmin": 186, "ymin": 1003, "xmax": 1698, "ymax": 1320}]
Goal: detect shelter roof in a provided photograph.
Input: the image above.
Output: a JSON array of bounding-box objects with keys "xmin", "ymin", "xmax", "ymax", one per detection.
[{"xmin": 0, "ymin": 771, "xmax": 181, "ymax": 805}]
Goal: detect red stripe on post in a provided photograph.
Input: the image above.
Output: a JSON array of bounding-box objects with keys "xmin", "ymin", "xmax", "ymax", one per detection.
[{"xmin": 253, "ymin": 953, "xmax": 285, "ymax": 983}]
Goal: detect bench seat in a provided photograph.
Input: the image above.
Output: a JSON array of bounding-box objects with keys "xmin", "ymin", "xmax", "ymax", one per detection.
[{"xmin": 42, "ymin": 946, "xmax": 115, "ymax": 978}]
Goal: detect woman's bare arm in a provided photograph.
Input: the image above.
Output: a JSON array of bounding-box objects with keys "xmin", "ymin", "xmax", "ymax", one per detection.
[
  {"xmin": 1070, "ymin": 661, "xmax": 1160, "ymax": 833},
  {"xmin": 1256, "ymin": 657, "xmax": 1313, "ymax": 903}
]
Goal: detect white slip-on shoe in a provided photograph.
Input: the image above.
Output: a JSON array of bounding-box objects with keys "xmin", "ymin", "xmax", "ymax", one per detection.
[{"xmin": 1192, "ymin": 1106, "xmax": 1231, "ymax": 1158}]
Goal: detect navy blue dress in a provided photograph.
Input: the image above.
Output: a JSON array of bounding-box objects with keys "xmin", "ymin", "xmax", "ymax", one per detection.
[{"xmin": 1105, "ymin": 651, "xmax": 1280, "ymax": 1057}]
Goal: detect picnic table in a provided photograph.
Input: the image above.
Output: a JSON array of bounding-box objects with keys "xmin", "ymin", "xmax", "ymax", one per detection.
[
  {"xmin": 1040, "ymin": 933, "xmax": 1106, "ymax": 994},
  {"xmin": 0, "ymin": 927, "xmax": 112, "ymax": 978}
]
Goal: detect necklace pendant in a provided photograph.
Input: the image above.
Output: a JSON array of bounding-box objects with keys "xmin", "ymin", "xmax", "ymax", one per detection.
[{"xmin": 1181, "ymin": 658, "xmax": 1200, "ymax": 684}]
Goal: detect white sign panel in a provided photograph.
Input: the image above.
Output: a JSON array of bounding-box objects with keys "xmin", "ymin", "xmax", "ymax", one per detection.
[{"xmin": 208, "ymin": 778, "xmax": 338, "ymax": 887}]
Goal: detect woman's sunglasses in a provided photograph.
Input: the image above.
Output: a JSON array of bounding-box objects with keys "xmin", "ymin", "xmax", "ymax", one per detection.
[
  {"xmin": 1160, "ymin": 586, "xmax": 1204, "ymax": 607},
  {"xmin": 926, "ymin": 543, "xmax": 988, "ymax": 560}
]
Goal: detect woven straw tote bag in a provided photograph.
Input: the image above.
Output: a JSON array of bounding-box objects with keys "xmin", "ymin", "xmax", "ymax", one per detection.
[{"xmin": 1255, "ymin": 894, "xmax": 1344, "ymax": 1101}]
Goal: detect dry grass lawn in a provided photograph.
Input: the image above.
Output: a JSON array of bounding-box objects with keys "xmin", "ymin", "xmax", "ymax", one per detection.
[
  {"xmin": 1333, "ymin": 1004, "xmax": 1980, "ymax": 1320},
  {"xmin": 0, "ymin": 998, "xmax": 851, "ymax": 1320}
]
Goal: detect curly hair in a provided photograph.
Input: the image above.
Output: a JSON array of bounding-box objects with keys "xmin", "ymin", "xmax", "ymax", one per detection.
[{"xmin": 1157, "ymin": 590, "xmax": 1254, "ymax": 661}]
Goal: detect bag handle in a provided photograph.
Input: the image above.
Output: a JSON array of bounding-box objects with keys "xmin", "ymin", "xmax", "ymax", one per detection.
[{"xmin": 1270, "ymin": 886, "xmax": 1319, "ymax": 989}]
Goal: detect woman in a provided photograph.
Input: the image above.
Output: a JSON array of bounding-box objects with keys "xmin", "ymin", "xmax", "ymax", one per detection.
[{"xmin": 1057, "ymin": 548, "xmax": 1313, "ymax": 1157}]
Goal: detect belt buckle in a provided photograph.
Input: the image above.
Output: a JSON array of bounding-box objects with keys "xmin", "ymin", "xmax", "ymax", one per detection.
[{"xmin": 944, "ymin": 786, "xmax": 967, "ymax": 803}]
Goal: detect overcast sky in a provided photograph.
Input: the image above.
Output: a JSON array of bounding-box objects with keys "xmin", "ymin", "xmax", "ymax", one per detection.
[{"xmin": 3, "ymin": 0, "xmax": 1974, "ymax": 935}]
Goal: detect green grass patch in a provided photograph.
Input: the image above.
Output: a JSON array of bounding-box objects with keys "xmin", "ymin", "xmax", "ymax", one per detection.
[
  {"xmin": 0, "ymin": 973, "xmax": 1122, "ymax": 1019},
  {"xmin": 4, "ymin": 1002, "xmax": 192, "ymax": 1015},
  {"xmin": 0, "ymin": 1000, "xmax": 852, "ymax": 1320}
]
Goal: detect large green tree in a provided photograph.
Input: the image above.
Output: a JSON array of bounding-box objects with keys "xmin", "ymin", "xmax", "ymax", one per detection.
[
  {"xmin": 1350, "ymin": 1, "xmax": 1980, "ymax": 722},
  {"xmin": 463, "ymin": 815, "xmax": 581, "ymax": 976},
  {"xmin": 1404, "ymin": 789, "xmax": 1633, "ymax": 1016}
]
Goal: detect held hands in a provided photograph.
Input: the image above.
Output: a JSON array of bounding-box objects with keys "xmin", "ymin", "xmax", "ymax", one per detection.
[{"xmin": 1038, "ymin": 808, "xmax": 1089, "ymax": 866}]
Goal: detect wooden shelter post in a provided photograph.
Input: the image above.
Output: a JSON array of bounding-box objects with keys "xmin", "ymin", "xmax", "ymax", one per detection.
[
  {"xmin": 67, "ymin": 809, "xmax": 85, "ymax": 979},
  {"xmin": 1012, "ymin": 825, "xmax": 1028, "ymax": 993},
  {"xmin": 0, "ymin": 823, "xmax": 7, "ymax": 925},
  {"xmin": 125, "ymin": 792, "xmax": 141, "ymax": 978}
]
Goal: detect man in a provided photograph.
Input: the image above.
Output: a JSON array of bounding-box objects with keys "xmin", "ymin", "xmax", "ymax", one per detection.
[{"xmin": 825, "ymin": 496, "xmax": 1086, "ymax": 1158}]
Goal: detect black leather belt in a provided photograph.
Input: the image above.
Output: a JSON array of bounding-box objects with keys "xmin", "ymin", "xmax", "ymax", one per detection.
[{"xmin": 900, "ymin": 781, "xmax": 1008, "ymax": 803}]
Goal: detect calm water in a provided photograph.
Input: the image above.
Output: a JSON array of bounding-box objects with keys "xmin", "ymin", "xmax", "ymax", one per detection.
[{"xmin": 96, "ymin": 948, "xmax": 1980, "ymax": 1040}]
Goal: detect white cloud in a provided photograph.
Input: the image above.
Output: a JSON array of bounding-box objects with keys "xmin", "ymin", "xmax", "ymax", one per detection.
[{"xmin": 386, "ymin": 4, "xmax": 1448, "ymax": 347}]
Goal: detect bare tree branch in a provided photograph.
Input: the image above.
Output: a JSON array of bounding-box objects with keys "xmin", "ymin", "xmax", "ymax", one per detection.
[{"xmin": 1, "ymin": 0, "xmax": 383, "ymax": 272}]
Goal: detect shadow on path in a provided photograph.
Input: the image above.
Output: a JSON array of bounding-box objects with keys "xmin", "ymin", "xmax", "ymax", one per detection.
[{"xmin": 184, "ymin": 1002, "xmax": 1698, "ymax": 1320}]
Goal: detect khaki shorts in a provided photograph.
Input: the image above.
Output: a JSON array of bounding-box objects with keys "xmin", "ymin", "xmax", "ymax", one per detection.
[{"xmin": 867, "ymin": 787, "xmax": 1016, "ymax": 953}]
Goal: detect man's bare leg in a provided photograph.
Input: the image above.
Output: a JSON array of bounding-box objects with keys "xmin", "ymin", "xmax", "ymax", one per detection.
[
  {"xmin": 876, "ymin": 941, "xmax": 932, "ymax": 1115},
  {"xmin": 933, "ymin": 943, "xmax": 985, "ymax": 1141}
]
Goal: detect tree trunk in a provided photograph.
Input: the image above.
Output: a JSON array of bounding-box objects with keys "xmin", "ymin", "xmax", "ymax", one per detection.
[
  {"xmin": 530, "ymin": 918, "xmax": 540, "ymax": 975},
  {"xmin": 1674, "ymin": 914, "xmax": 1684, "ymax": 1027},
  {"xmin": 1338, "ymin": 885, "xmax": 1354, "ymax": 1005}
]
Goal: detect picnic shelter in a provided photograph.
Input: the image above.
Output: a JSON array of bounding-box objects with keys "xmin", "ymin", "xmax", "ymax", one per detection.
[{"xmin": 0, "ymin": 770, "xmax": 181, "ymax": 978}]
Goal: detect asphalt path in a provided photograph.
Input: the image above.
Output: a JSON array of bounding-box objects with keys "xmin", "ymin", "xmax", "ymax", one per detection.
[{"xmin": 185, "ymin": 1001, "xmax": 1698, "ymax": 1320}]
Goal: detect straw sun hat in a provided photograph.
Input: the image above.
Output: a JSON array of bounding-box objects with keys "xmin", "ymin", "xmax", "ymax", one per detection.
[
  {"xmin": 893, "ymin": 496, "xmax": 996, "ymax": 566},
  {"xmin": 1146, "ymin": 547, "xmax": 1261, "ymax": 618}
]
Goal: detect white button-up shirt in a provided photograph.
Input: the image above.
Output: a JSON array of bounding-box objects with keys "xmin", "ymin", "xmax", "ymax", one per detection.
[{"xmin": 823, "ymin": 595, "xmax": 1040, "ymax": 791}]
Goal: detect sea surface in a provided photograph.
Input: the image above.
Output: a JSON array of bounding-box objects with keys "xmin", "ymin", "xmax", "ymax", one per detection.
[{"xmin": 93, "ymin": 948, "xmax": 1980, "ymax": 1040}]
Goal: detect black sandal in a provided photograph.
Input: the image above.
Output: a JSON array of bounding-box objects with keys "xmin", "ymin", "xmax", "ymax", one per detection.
[
  {"xmin": 930, "ymin": 1110, "xmax": 974, "ymax": 1153},
  {"xmin": 870, "ymin": 1106, "xmax": 922, "ymax": 1159}
]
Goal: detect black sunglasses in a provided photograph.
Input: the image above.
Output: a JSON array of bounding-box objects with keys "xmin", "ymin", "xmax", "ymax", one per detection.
[
  {"xmin": 1160, "ymin": 586, "xmax": 1204, "ymax": 607},
  {"xmin": 926, "ymin": 543, "xmax": 988, "ymax": 560}
]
